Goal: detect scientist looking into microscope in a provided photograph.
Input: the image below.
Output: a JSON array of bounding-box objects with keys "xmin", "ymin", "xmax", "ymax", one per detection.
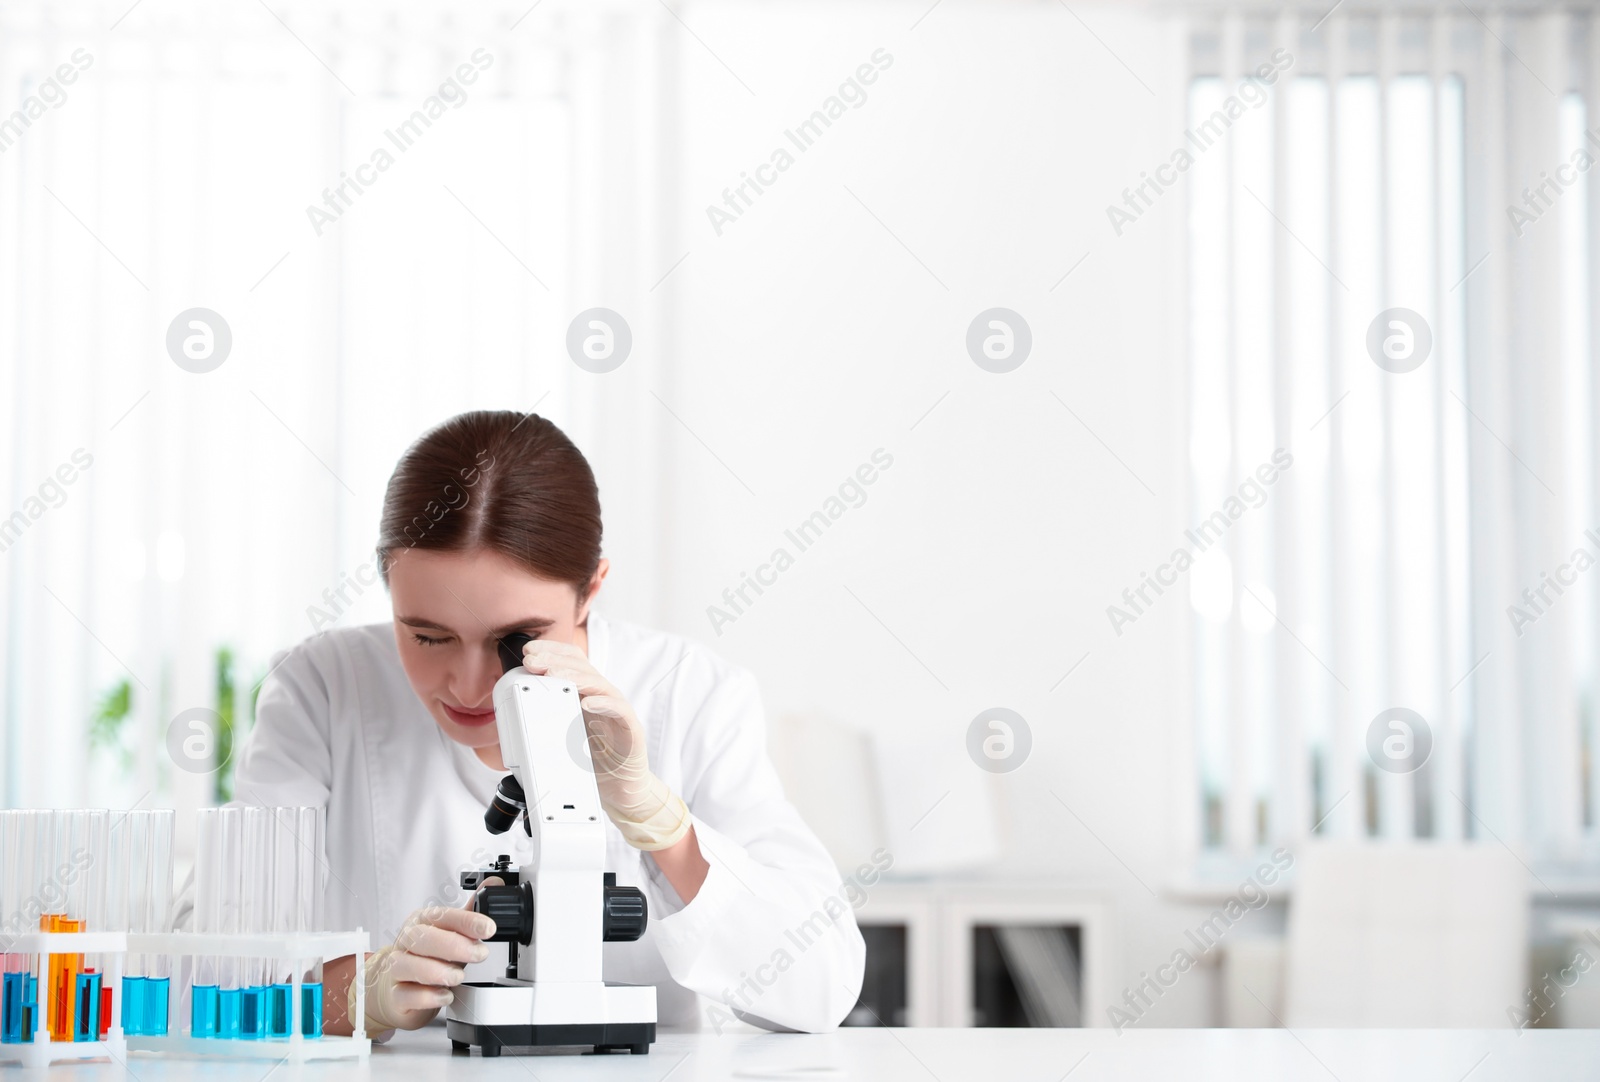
[{"xmin": 203, "ymin": 409, "xmax": 866, "ymax": 1038}]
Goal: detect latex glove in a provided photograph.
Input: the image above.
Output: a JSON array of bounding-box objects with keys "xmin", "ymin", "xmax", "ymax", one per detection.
[
  {"xmin": 519, "ymin": 639, "xmax": 692, "ymax": 851},
  {"xmin": 353, "ymin": 878, "xmax": 500, "ymax": 1035}
]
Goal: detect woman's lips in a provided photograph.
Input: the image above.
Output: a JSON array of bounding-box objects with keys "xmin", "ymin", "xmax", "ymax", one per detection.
[{"xmin": 444, "ymin": 703, "xmax": 497, "ymax": 728}]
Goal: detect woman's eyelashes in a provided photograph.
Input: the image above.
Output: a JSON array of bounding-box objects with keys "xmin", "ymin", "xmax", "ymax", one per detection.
[{"xmin": 411, "ymin": 630, "xmax": 541, "ymax": 647}]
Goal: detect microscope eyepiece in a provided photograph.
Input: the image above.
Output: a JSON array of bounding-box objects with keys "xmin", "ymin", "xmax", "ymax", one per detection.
[
  {"xmin": 486, "ymin": 633, "xmax": 536, "ymax": 835},
  {"xmin": 497, "ymin": 631, "xmax": 535, "ymax": 676},
  {"xmin": 486, "ymin": 773, "xmax": 527, "ymax": 835}
]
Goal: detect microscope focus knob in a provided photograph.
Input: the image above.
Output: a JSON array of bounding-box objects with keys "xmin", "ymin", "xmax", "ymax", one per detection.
[
  {"xmin": 602, "ymin": 881, "xmax": 648, "ymax": 942},
  {"xmin": 474, "ymin": 882, "xmax": 534, "ymax": 945}
]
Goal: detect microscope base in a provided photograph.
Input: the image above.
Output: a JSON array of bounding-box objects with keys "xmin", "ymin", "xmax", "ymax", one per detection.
[
  {"xmin": 446, "ymin": 1019, "xmax": 656, "ymax": 1056},
  {"xmin": 445, "ymin": 980, "xmax": 657, "ymax": 1056}
]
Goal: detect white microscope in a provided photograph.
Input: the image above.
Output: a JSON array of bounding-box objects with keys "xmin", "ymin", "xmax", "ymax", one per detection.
[{"xmin": 444, "ymin": 632, "xmax": 658, "ymax": 1057}]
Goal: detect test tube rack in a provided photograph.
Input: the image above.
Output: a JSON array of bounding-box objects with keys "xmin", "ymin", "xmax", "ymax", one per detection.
[
  {"xmin": 0, "ymin": 928, "xmax": 127, "ymax": 1069},
  {"xmin": 0, "ymin": 929, "xmax": 368, "ymax": 1065},
  {"xmin": 127, "ymin": 930, "xmax": 370, "ymax": 1062}
]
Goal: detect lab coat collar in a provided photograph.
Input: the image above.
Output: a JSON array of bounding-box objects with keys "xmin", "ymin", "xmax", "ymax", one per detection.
[{"xmin": 584, "ymin": 608, "xmax": 610, "ymax": 674}]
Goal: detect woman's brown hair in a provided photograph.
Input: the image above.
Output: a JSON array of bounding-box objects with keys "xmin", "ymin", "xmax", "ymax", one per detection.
[{"xmin": 376, "ymin": 411, "xmax": 603, "ymax": 603}]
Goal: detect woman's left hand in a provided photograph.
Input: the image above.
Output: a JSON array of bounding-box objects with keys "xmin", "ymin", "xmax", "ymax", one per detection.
[{"xmin": 518, "ymin": 639, "xmax": 692, "ymax": 851}]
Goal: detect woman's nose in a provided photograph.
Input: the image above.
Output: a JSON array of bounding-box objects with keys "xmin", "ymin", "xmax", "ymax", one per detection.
[{"xmin": 454, "ymin": 647, "xmax": 501, "ymax": 707}]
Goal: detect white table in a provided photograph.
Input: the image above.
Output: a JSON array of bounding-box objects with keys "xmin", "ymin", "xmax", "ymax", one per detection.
[{"xmin": 38, "ymin": 1024, "xmax": 1599, "ymax": 1079}]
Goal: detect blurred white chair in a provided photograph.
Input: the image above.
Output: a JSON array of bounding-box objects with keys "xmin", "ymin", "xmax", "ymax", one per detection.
[
  {"xmin": 768, "ymin": 710, "xmax": 887, "ymax": 869},
  {"xmin": 1222, "ymin": 937, "xmax": 1288, "ymax": 1027},
  {"xmin": 1281, "ymin": 841, "xmax": 1529, "ymax": 1027}
]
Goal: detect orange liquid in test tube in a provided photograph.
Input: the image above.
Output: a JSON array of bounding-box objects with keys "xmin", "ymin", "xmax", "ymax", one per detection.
[{"xmin": 42, "ymin": 914, "xmax": 83, "ymax": 1042}]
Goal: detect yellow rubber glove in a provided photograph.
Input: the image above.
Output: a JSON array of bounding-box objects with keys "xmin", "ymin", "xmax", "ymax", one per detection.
[{"xmin": 517, "ymin": 640, "xmax": 692, "ymax": 851}]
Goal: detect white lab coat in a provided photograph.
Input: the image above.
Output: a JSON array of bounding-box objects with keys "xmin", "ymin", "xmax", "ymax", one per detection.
[{"xmin": 176, "ymin": 612, "xmax": 865, "ymax": 1034}]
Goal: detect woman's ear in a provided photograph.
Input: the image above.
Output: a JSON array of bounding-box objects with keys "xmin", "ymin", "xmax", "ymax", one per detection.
[{"xmin": 575, "ymin": 557, "xmax": 610, "ymax": 624}]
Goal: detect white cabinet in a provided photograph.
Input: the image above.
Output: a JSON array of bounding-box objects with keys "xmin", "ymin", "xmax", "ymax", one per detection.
[{"xmin": 850, "ymin": 883, "xmax": 1112, "ymax": 1028}]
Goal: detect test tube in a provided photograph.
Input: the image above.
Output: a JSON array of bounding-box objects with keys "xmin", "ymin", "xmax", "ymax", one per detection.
[
  {"xmin": 0, "ymin": 811, "xmax": 30, "ymax": 1044},
  {"xmin": 43, "ymin": 809, "xmax": 85, "ymax": 1042},
  {"xmin": 118, "ymin": 813, "xmax": 148, "ymax": 1036},
  {"xmin": 238, "ymin": 807, "xmax": 271, "ymax": 1039},
  {"xmin": 1, "ymin": 812, "xmax": 15, "ymax": 1042},
  {"xmin": 144, "ymin": 811, "xmax": 173, "ymax": 1036},
  {"xmin": 190, "ymin": 809, "xmax": 219, "ymax": 1037},
  {"xmin": 296, "ymin": 806, "xmax": 325, "ymax": 1038},
  {"xmin": 76, "ymin": 810, "xmax": 109, "ymax": 1042},
  {"xmin": 9, "ymin": 811, "xmax": 44, "ymax": 1043},
  {"xmin": 34, "ymin": 812, "xmax": 55, "ymax": 1040},
  {"xmin": 216, "ymin": 807, "xmax": 243, "ymax": 1039},
  {"xmin": 267, "ymin": 808, "xmax": 296, "ymax": 1039},
  {"xmin": 102, "ymin": 815, "xmax": 131, "ymax": 1042}
]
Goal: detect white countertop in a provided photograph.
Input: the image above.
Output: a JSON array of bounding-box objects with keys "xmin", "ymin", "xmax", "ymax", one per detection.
[{"xmin": 33, "ymin": 1024, "xmax": 1599, "ymax": 1080}]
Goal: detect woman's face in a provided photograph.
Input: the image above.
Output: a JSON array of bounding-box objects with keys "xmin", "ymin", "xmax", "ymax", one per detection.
[{"xmin": 386, "ymin": 546, "xmax": 607, "ymax": 754}]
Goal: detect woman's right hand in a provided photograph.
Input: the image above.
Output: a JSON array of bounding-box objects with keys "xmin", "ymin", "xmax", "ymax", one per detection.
[{"xmin": 356, "ymin": 878, "xmax": 501, "ymax": 1034}]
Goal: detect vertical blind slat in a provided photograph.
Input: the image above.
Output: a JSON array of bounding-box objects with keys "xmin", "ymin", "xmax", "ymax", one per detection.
[
  {"xmin": 1430, "ymin": 12, "xmax": 1463, "ymax": 843},
  {"xmin": 1541, "ymin": 11, "xmax": 1583, "ymax": 856},
  {"xmin": 1271, "ymin": 10, "xmax": 1304, "ymax": 847},
  {"xmin": 1221, "ymin": 12, "xmax": 1254, "ymax": 858},
  {"xmin": 1377, "ymin": 12, "xmax": 1414, "ymax": 842},
  {"xmin": 1325, "ymin": 15, "xmax": 1358, "ymax": 841},
  {"xmin": 1170, "ymin": 13, "xmax": 1202, "ymax": 872},
  {"xmin": 1587, "ymin": 11, "xmax": 1600, "ymax": 842},
  {"xmin": 1476, "ymin": 13, "xmax": 1522, "ymax": 842}
]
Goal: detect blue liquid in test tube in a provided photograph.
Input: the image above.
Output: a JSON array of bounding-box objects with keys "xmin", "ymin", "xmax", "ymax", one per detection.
[
  {"xmin": 143, "ymin": 977, "xmax": 169, "ymax": 1036},
  {"xmin": 301, "ymin": 983, "xmax": 323, "ymax": 1037},
  {"xmin": 239, "ymin": 985, "xmax": 264, "ymax": 1039},
  {"xmin": 2, "ymin": 972, "xmax": 22, "ymax": 1042},
  {"xmin": 121, "ymin": 975, "xmax": 145, "ymax": 1036},
  {"xmin": 217, "ymin": 987, "xmax": 241, "ymax": 1038},
  {"xmin": 72, "ymin": 972, "xmax": 102, "ymax": 1042},
  {"xmin": 2, "ymin": 971, "xmax": 36, "ymax": 1043},
  {"xmin": 266, "ymin": 983, "xmax": 292, "ymax": 1039},
  {"xmin": 191, "ymin": 984, "xmax": 219, "ymax": 1037}
]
